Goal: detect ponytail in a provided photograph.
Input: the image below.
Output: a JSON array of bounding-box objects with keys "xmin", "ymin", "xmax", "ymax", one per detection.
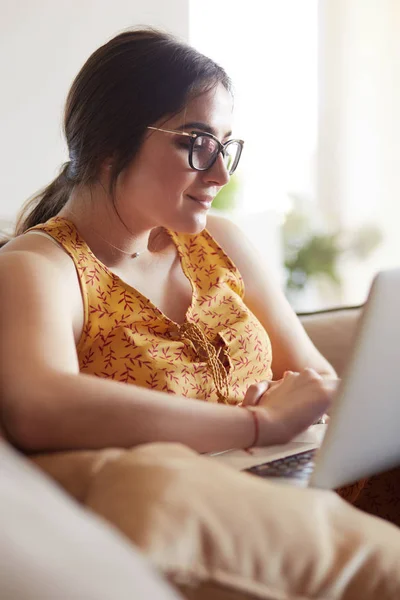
[
  {"xmin": 0, "ymin": 163, "xmax": 74, "ymax": 249},
  {"xmin": 15, "ymin": 162, "xmax": 74, "ymax": 236}
]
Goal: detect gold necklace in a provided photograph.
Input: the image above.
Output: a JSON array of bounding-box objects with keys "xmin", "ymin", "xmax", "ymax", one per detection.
[{"xmin": 67, "ymin": 211, "xmax": 147, "ymax": 259}]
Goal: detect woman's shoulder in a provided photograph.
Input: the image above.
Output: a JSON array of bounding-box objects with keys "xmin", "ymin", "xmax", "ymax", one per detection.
[
  {"xmin": 206, "ymin": 213, "xmax": 242, "ymax": 244},
  {"xmin": 205, "ymin": 213, "xmax": 252, "ymax": 266},
  {"xmin": 0, "ymin": 231, "xmax": 83, "ymax": 333},
  {"xmin": 0, "ymin": 231, "xmax": 65, "ymax": 260},
  {"xmin": 0, "ymin": 229, "xmax": 72, "ymax": 268}
]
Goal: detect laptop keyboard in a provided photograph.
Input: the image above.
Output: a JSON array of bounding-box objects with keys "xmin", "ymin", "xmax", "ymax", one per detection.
[{"xmin": 245, "ymin": 448, "xmax": 317, "ymax": 480}]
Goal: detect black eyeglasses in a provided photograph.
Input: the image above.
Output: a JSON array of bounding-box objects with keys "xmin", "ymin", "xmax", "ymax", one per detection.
[{"xmin": 147, "ymin": 126, "xmax": 244, "ymax": 175}]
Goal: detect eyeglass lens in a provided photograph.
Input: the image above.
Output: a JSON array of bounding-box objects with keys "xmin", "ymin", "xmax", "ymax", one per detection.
[{"xmin": 192, "ymin": 135, "xmax": 241, "ymax": 174}]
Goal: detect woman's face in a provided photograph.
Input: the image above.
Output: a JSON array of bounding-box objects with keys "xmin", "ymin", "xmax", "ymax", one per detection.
[{"xmin": 115, "ymin": 83, "xmax": 234, "ymax": 234}]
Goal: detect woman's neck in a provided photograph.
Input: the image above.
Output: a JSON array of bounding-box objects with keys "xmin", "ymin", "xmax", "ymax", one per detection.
[{"xmin": 58, "ymin": 185, "xmax": 172, "ymax": 268}]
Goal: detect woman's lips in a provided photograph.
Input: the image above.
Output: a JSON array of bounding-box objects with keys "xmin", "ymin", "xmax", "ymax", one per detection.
[{"xmin": 188, "ymin": 195, "xmax": 213, "ymax": 209}]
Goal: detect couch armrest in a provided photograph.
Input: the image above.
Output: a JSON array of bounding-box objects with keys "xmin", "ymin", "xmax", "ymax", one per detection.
[{"xmin": 299, "ymin": 306, "xmax": 362, "ymax": 377}]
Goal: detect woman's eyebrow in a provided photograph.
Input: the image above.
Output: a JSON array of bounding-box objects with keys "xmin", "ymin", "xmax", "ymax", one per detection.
[{"xmin": 176, "ymin": 121, "xmax": 233, "ymax": 138}]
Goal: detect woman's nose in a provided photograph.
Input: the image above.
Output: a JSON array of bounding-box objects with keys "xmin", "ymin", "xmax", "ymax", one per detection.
[{"xmin": 203, "ymin": 153, "xmax": 230, "ymax": 186}]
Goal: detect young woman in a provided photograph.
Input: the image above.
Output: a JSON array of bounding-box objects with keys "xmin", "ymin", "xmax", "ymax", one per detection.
[{"xmin": 0, "ymin": 29, "xmax": 336, "ymax": 454}]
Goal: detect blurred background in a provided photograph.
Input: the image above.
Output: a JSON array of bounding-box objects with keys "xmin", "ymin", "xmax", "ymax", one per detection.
[{"xmin": 1, "ymin": 0, "xmax": 399, "ymax": 311}]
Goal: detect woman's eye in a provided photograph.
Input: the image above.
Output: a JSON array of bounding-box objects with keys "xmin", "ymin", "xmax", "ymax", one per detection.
[{"xmin": 175, "ymin": 139, "xmax": 190, "ymax": 149}]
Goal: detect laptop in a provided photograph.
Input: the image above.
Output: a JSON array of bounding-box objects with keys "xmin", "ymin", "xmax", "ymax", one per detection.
[{"xmin": 232, "ymin": 268, "xmax": 400, "ymax": 490}]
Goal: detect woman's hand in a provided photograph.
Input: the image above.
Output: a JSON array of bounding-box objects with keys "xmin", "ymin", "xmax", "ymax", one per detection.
[{"xmin": 242, "ymin": 369, "xmax": 338, "ymax": 446}]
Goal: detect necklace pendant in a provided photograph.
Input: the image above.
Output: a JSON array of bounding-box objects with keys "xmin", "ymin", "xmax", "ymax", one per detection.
[{"xmin": 131, "ymin": 251, "xmax": 141, "ymax": 259}]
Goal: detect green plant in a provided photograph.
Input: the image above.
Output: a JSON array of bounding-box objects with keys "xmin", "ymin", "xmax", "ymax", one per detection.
[
  {"xmin": 283, "ymin": 208, "xmax": 383, "ymax": 292},
  {"xmin": 285, "ymin": 233, "xmax": 341, "ymax": 290}
]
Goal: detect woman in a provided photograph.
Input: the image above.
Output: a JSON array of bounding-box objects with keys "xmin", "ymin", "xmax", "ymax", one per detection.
[{"xmin": 0, "ymin": 29, "xmax": 336, "ymax": 454}]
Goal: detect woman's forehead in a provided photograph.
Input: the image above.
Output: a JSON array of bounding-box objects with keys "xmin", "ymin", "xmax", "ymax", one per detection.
[{"xmin": 166, "ymin": 85, "xmax": 233, "ymax": 135}]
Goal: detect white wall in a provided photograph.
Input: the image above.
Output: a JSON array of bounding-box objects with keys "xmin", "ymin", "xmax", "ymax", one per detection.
[
  {"xmin": 318, "ymin": 0, "xmax": 400, "ymax": 304},
  {"xmin": 0, "ymin": 0, "xmax": 189, "ymax": 224}
]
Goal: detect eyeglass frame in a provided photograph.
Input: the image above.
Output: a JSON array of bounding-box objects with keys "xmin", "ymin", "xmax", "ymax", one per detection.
[{"xmin": 147, "ymin": 126, "xmax": 244, "ymax": 175}]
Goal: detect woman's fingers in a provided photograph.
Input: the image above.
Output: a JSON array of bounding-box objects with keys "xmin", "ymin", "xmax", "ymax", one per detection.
[
  {"xmin": 242, "ymin": 380, "xmax": 271, "ymax": 406},
  {"xmin": 255, "ymin": 369, "xmax": 340, "ymax": 444}
]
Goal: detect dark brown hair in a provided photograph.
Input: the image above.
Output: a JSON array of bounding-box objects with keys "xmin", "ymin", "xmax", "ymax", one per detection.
[{"xmin": 12, "ymin": 28, "xmax": 231, "ymax": 239}]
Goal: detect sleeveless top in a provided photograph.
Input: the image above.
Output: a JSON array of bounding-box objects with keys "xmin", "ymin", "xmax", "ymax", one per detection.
[{"xmin": 29, "ymin": 217, "xmax": 273, "ymax": 404}]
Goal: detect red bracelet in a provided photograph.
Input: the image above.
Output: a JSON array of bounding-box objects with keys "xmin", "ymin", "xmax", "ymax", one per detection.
[{"xmin": 243, "ymin": 406, "xmax": 260, "ymax": 448}]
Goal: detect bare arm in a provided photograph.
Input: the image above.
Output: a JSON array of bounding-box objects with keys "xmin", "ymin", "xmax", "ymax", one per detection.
[
  {"xmin": 0, "ymin": 251, "xmax": 332, "ymax": 453},
  {"xmin": 206, "ymin": 215, "xmax": 337, "ymax": 380},
  {"xmin": 0, "ymin": 251, "xmax": 262, "ymax": 453}
]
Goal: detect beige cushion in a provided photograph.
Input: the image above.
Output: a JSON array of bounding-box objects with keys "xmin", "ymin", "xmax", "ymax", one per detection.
[
  {"xmin": 300, "ymin": 307, "xmax": 362, "ymax": 376},
  {"xmin": 0, "ymin": 440, "xmax": 181, "ymax": 600},
  {"xmin": 33, "ymin": 442, "xmax": 400, "ymax": 600}
]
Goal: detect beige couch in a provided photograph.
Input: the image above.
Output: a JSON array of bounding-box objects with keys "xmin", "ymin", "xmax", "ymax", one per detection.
[{"xmin": 4, "ymin": 306, "xmax": 400, "ymax": 600}]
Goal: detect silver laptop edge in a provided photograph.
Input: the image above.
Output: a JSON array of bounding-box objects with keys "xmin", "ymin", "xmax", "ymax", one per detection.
[{"xmin": 310, "ymin": 268, "xmax": 400, "ymax": 490}]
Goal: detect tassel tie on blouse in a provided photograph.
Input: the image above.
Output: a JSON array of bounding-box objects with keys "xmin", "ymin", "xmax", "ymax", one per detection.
[{"xmin": 176, "ymin": 321, "xmax": 232, "ymax": 404}]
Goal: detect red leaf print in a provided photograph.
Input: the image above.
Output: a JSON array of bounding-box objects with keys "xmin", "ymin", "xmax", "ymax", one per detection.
[
  {"xmin": 100, "ymin": 370, "xmax": 118, "ymax": 380},
  {"xmin": 118, "ymin": 290, "xmax": 135, "ymax": 312},
  {"xmin": 159, "ymin": 346, "xmax": 175, "ymax": 365},
  {"xmin": 218, "ymin": 295, "xmax": 232, "ymax": 306},
  {"xmin": 184, "ymin": 240, "xmax": 198, "ymax": 255},
  {"xmin": 231, "ymin": 379, "xmax": 241, "ymax": 396},
  {"xmin": 208, "ymin": 277, "xmax": 222, "ymax": 292},
  {"xmin": 119, "ymin": 364, "xmax": 136, "ymax": 383},
  {"xmin": 189, "ymin": 382, "xmax": 208, "ymax": 399},
  {"xmin": 193, "ymin": 275, "xmax": 203, "ymax": 288},
  {"xmin": 203, "ymin": 309, "xmax": 219, "ymax": 320},
  {"xmin": 103, "ymin": 347, "xmax": 117, "ymax": 369},
  {"xmin": 96, "ymin": 286, "xmax": 110, "ymax": 306},
  {"xmin": 145, "ymin": 372, "xmax": 160, "ymax": 389},
  {"xmin": 106, "ymin": 277, "xmax": 119, "ymax": 298},
  {"xmin": 191, "ymin": 263, "xmax": 204, "ymax": 273},
  {"xmin": 201, "ymin": 369, "xmax": 210, "ymax": 383},
  {"xmin": 81, "ymin": 348, "xmax": 95, "ymax": 368},
  {"xmin": 246, "ymin": 366, "xmax": 257, "ymax": 378},
  {"xmin": 223, "ymin": 324, "xmax": 238, "ymax": 342},
  {"xmin": 77, "ymin": 251, "xmax": 88, "ymax": 266},
  {"xmin": 204, "ymin": 264, "xmax": 216, "ymax": 277},
  {"xmin": 162, "ymin": 369, "xmax": 180, "ymax": 384},
  {"xmin": 254, "ymin": 336, "xmax": 263, "ymax": 352},
  {"xmin": 161, "ymin": 383, "xmax": 175, "ymax": 394},
  {"xmin": 197, "ymin": 246, "xmax": 207, "ymax": 263},
  {"xmin": 174, "ymin": 344, "xmax": 188, "ymax": 361},
  {"xmin": 232, "ymin": 355, "xmax": 251, "ymax": 370},
  {"xmin": 148, "ymin": 344, "xmax": 159, "ymax": 359},
  {"xmin": 114, "ymin": 314, "xmax": 129, "ymax": 328},
  {"xmin": 121, "ymin": 352, "xmax": 152, "ymax": 370},
  {"xmin": 229, "ymin": 306, "xmax": 243, "ymax": 319},
  {"xmin": 89, "ymin": 304, "xmax": 116, "ymax": 319},
  {"xmin": 77, "ymin": 265, "xmax": 88, "ymax": 276},
  {"xmin": 238, "ymin": 335, "xmax": 247, "ymax": 352},
  {"xmin": 93, "ymin": 326, "xmax": 105, "ymax": 341},
  {"xmin": 192, "ymin": 363, "xmax": 207, "ymax": 375},
  {"xmin": 244, "ymin": 324, "xmax": 254, "ymax": 341},
  {"xmin": 128, "ymin": 324, "xmax": 145, "ymax": 338},
  {"xmin": 98, "ymin": 330, "xmax": 116, "ymax": 354},
  {"xmin": 82, "ymin": 322, "xmax": 92, "ymax": 342},
  {"xmin": 199, "ymin": 294, "xmax": 218, "ymax": 308},
  {"xmin": 86, "ymin": 267, "xmax": 101, "ymax": 286},
  {"xmin": 180, "ymin": 366, "xmax": 191, "ymax": 384},
  {"xmin": 121, "ymin": 330, "xmax": 134, "ymax": 347},
  {"xmin": 147, "ymin": 325, "xmax": 163, "ymax": 338}
]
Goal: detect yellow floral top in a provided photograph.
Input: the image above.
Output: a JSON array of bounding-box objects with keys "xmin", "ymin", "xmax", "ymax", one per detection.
[{"xmin": 30, "ymin": 217, "xmax": 273, "ymax": 404}]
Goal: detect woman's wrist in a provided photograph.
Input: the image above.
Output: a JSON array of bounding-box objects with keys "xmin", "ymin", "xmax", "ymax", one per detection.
[
  {"xmin": 241, "ymin": 406, "xmax": 285, "ymax": 448},
  {"xmin": 242, "ymin": 406, "xmax": 260, "ymax": 448}
]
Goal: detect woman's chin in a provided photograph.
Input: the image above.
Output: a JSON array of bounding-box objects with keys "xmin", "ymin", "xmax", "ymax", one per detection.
[{"xmin": 170, "ymin": 211, "xmax": 208, "ymax": 235}]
